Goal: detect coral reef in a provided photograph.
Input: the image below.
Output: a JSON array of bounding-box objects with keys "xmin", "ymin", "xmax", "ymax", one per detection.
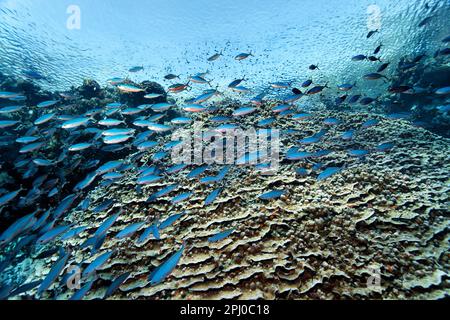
[
  {"xmin": 3, "ymin": 108, "xmax": 448, "ymax": 300},
  {"xmin": 77, "ymin": 79, "xmax": 103, "ymax": 100}
]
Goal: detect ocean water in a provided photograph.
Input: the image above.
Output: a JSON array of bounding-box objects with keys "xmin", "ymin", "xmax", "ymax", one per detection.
[{"xmin": 0, "ymin": 0, "xmax": 449, "ymax": 301}]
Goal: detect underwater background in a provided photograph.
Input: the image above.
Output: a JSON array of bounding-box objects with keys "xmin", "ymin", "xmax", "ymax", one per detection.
[{"xmin": 0, "ymin": 0, "xmax": 449, "ymax": 300}]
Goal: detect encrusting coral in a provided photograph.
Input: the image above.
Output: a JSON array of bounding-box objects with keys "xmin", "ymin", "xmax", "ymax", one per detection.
[{"xmin": 5, "ymin": 106, "xmax": 447, "ymax": 300}]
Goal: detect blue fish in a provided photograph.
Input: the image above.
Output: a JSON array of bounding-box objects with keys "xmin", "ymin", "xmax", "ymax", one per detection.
[
  {"xmin": 69, "ymin": 143, "xmax": 92, "ymax": 152},
  {"xmin": 19, "ymin": 141, "xmax": 45, "ymax": 153},
  {"xmin": 102, "ymin": 172, "xmax": 123, "ymax": 180},
  {"xmin": 292, "ymin": 113, "xmax": 312, "ymax": 121},
  {"xmin": 164, "ymin": 140, "xmax": 182, "ymax": 150},
  {"xmin": 208, "ymin": 229, "xmax": 234, "ymax": 242},
  {"xmin": 37, "ymin": 100, "xmax": 58, "ymax": 108},
  {"xmin": 318, "ymin": 167, "xmax": 342, "ymax": 181},
  {"xmin": 147, "ymin": 184, "xmax": 179, "ymax": 202},
  {"xmin": 73, "ymin": 172, "xmax": 97, "ymax": 192},
  {"xmin": 159, "ymin": 213, "xmax": 184, "ymax": 230},
  {"xmin": 216, "ymin": 123, "xmax": 239, "ymax": 132},
  {"xmin": 376, "ymin": 142, "xmax": 394, "ymax": 152},
  {"xmin": 137, "ymin": 226, "xmax": 153, "ymax": 244},
  {"xmin": 116, "ymin": 222, "xmax": 145, "ymax": 239},
  {"xmin": 166, "ymin": 164, "xmax": 187, "ymax": 174},
  {"xmin": 52, "ymin": 194, "xmax": 77, "ymax": 219},
  {"xmin": 0, "ymin": 284, "xmax": 13, "ymax": 299},
  {"xmin": 104, "ymin": 272, "xmax": 131, "ymax": 299},
  {"xmin": 386, "ymin": 113, "xmax": 411, "ymax": 119},
  {"xmin": 16, "ymin": 136, "xmax": 39, "ymax": 144},
  {"xmin": 171, "ymin": 117, "xmax": 192, "ymax": 125},
  {"xmin": 79, "ymin": 198, "xmax": 91, "ymax": 211},
  {"xmin": 359, "ymin": 97, "xmax": 376, "ymax": 105},
  {"xmin": 92, "ymin": 199, "xmax": 115, "ymax": 213},
  {"xmin": 255, "ymin": 163, "xmax": 272, "ymax": 171},
  {"xmin": 279, "ymin": 109, "xmax": 294, "ymax": 117},
  {"xmin": 436, "ymin": 105, "xmax": 450, "ymax": 113},
  {"xmin": 152, "ymin": 151, "xmax": 168, "ymax": 162},
  {"xmin": 0, "ymin": 214, "xmax": 35, "ymax": 246},
  {"xmin": 60, "ymin": 226, "xmax": 87, "ymax": 241},
  {"xmin": 148, "ymin": 244, "xmax": 185, "ymax": 286},
  {"xmin": 187, "ymin": 165, "xmax": 208, "ymax": 179},
  {"xmin": 82, "ymin": 251, "xmax": 114, "ymax": 278},
  {"xmin": 137, "ymin": 174, "xmax": 162, "ymax": 185},
  {"xmin": 233, "ymin": 106, "xmax": 256, "ymax": 117},
  {"xmin": 323, "ymin": 117, "xmax": 340, "ymax": 126},
  {"xmin": 37, "ymin": 252, "xmax": 70, "ymax": 296},
  {"xmin": 152, "ymin": 102, "xmax": 173, "ymax": 112},
  {"xmin": 152, "ymin": 224, "xmax": 161, "ymax": 240},
  {"xmin": 138, "ymin": 224, "xmax": 160, "ymax": 243},
  {"xmin": 39, "ymin": 219, "xmax": 56, "ymax": 235},
  {"xmin": 258, "ymin": 117, "xmax": 276, "ymax": 126},
  {"xmin": 200, "ymin": 176, "xmax": 219, "ymax": 184},
  {"xmin": 259, "ymin": 190, "xmax": 285, "ymax": 200},
  {"xmin": 32, "ymin": 210, "xmax": 51, "ymax": 232},
  {"xmin": 34, "ymin": 113, "xmax": 56, "ymax": 125},
  {"xmin": 7, "ymin": 280, "xmax": 42, "ymax": 298},
  {"xmin": 205, "ymin": 188, "xmax": 222, "ymax": 206},
  {"xmin": 137, "ymin": 141, "xmax": 158, "ymax": 151},
  {"xmin": 37, "ymin": 225, "xmax": 71, "ymax": 244},
  {"xmin": 348, "ymin": 95, "xmax": 361, "ymax": 104},
  {"xmin": 286, "ymin": 148, "xmax": 314, "ymax": 161},
  {"xmin": 272, "ymin": 104, "xmax": 290, "ymax": 113},
  {"xmin": 298, "ymin": 130, "xmax": 327, "ymax": 144},
  {"xmin": 283, "ymin": 93, "xmax": 303, "ymax": 103},
  {"xmin": 341, "ymin": 129, "xmax": 355, "ymax": 140},
  {"xmin": 139, "ymin": 166, "xmax": 159, "ymax": 177},
  {"xmin": 362, "ymin": 119, "xmax": 379, "ymax": 128},
  {"xmin": 210, "ymin": 116, "xmax": 231, "ymax": 123},
  {"xmin": 80, "ymin": 236, "xmax": 96, "ymax": 251},
  {"xmin": 69, "ymin": 280, "xmax": 95, "ymax": 300},
  {"xmin": 216, "ymin": 166, "xmax": 230, "ymax": 181},
  {"xmin": 96, "ymin": 161, "xmax": 123, "ymax": 175},
  {"xmin": 0, "ymin": 188, "xmax": 22, "ymax": 207},
  {"xmin": 94, "ymin": 212, "xmax": 121, "ymax": 238}
]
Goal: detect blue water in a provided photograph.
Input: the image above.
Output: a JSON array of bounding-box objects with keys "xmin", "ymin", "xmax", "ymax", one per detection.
[
  {"xmin": 0, "ymin": 0, "xmax": 449, "ymax": 301},
  {"xmin": 0, "ymin": 0, "xmax": 448, "ymax": 94}
]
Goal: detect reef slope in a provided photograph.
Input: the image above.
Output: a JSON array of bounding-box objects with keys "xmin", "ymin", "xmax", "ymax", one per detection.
[{"xmin": 4, "ymin": 110, "xmax": 450, "ymax": 300}]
